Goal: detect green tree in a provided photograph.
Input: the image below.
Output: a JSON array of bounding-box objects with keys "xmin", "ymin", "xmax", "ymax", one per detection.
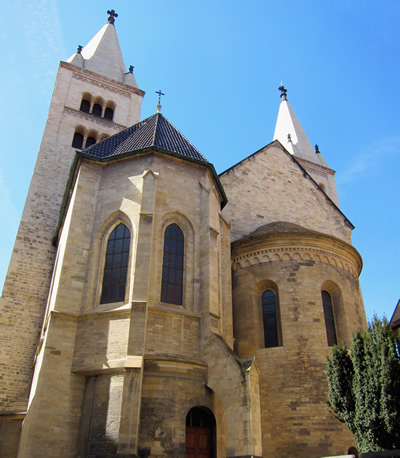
[{"xmin": 326, "ymin": 316, "xmax": 400, "ymax": 453}]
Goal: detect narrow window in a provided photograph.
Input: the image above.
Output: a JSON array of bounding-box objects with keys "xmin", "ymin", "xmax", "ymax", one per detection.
[
  {"xmin": 72, "ymin": 132, "xmax": 83, "ymax": 149},
  {"xmin": 92, "ymin": 103, "xmax": 102, "ymax": 117},
  {"xmin": 262, "ymin": 289, "xmax": 279, "ymax": 347},
  {"xmin": 80, "ymin": 99, "xmax": 90, "ymax": 113},
  {"xmin": 104, "ymin": 107, "xmax": 114, "ymax": 120},
  {"xmin": 100, "ymin": 224, "xmax": 130, "ymax": 304},
  {"xmin": 322, "ymin": 290, "xmax": 337, "ymax": 346},
  {"xmin": 161, "ymin": 223, "xmax": 184, "ymax": 305},
  {"xmin": 85, "ymin": 136, "xmax": 96, "ymax": 148}
]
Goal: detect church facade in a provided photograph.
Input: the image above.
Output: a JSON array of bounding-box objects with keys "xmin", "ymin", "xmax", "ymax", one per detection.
[{"xmin": 0, "ymin": 12, "xmax": 367, "ymax": 458}]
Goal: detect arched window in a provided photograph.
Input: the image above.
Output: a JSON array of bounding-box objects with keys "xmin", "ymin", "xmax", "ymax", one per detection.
[
  {"xmin": 80, "ymin": 99, "xmax": 90, "ymax": 113},
  {"xmin": 71, "ymin": 132, "xmax": 84, "ymax": 149},
  {"xmin": 262, "ymin": 289, "xmax": 280, "ymax": 348},
  {"xmin": 92, "ymin": 103, "xmax": 102, "ymax": 117},
  {"xmin": 322, "ymin": 290, "xmax": 337, "ymax": 346},
  {"xmin": 161, "ymin": 223, "xmax": 184, "ymax": 305},
  {"xmin": 100, "ymin": 223, "xmax": 130, "ymax": 304},
  {"xmin": 85, "ymin": 136, "xmax": 96, "ymax": 148},
  {"xmin": 104, "ymin": 107, "xmax": 114, "ymax": 120}
]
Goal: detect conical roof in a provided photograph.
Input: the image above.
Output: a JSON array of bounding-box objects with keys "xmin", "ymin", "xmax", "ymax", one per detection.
[
  {"xmin": 83, "ymin": 113, "xmax": 207, "ymax": 162},
  {"xmin": 66, "ymin": 22, "xmax": 137, "ymax": 87},
  {"xmin": 273, "ymin": 91, "xmax": 328, "ymax": 167}
]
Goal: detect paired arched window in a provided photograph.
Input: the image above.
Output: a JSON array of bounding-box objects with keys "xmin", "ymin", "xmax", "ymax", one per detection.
[
  {"xmin": 262, "ymin": 289, "xmax": 280, "ymax": 348},
  {"xmin": 161, "ymin": 223, "xmax": 184, "ymax": 305},
  {"xmin": 71, "ymin": 128, "xmax": 100, "ymax": 149},
  {"xmin": 100, "ymin": 223, "xmax": 131, "ymax": 304},
  {"xmin": 322, "ymin": 290, "xmax": 337, "ymax": 346},
  {"xmin": 78, "ymin": 95, "xmax": 115, "ymax": 120}
]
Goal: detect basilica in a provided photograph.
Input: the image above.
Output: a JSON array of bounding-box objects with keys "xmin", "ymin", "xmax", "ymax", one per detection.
[{"xmin": 0, "ymin": 11, "xmax": 366, "ymax": 458}]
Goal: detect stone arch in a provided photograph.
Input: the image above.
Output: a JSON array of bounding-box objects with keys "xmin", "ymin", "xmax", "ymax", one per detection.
[
  {"xmin": 185, "ymin": 406, "xmax": 216, "ymax": 458},
  {"xmin": 85, "ymin": 129, "xmax": 98, "ymax": 148},
  {"xmin": 321, "ymin": 280, "xmax": 348, "ymax": 345},
  {"xmin": 92, "ymin": 96, "xmax": 104, "ymax": 116},
  {"xmin": 156, "ymin": 212, "xmax": 196, "ymax": 313},
  {"xmin": 80, "ymin": 92, "xmax": 92, "ymax": 112},
  {"xmin": 254, "ymin": 279, "xmax": 282, "ymax": 349},
  {"xmin": 104, "ymin": 100, "xmax": 116, "ymax": 120},
  {"xmin": 86, "ymin": 211, "xmax": 135, "ymax": 310}
]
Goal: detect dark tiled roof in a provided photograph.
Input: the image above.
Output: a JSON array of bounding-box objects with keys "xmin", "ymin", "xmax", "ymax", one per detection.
[{"xmin": 83, "ymin": 113, "xmax": 207, "ymax": 162}]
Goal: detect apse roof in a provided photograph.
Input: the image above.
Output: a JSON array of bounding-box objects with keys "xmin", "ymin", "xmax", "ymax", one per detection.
[
  {"xmin": 83, "ymin": 112, "xmax": 207, "ymax": 163},
  {"xmin": 232, "ymin": 221, "xmax": 354, "ymax": 247}
]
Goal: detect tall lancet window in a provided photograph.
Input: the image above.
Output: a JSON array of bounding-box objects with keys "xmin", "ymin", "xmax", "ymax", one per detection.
[
  {"xmin": 262, "ymin": 289, "xmax": 280, "ymax": 348},
  {"xmin": 322, "ymin": 290, "xmax": 337, "ymax": 346},
  {"xmin": 100, "ymin": 224, "xmax": 130, "ymax": 304},
  {"xmin": 161, "ymin": 223, "xmax": 184, "ymax": 305}
]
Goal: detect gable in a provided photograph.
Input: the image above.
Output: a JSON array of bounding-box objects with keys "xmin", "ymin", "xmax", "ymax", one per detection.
[{"xmin": 220, "ymin": 141, "xmax": 353, "ymax": 244}]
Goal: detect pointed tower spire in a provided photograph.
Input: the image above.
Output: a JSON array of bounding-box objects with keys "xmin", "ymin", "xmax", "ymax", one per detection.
[
  {"xmin": 273, "ymin": 86, "xmax": 340, "ymax": 206},
  {"xmin": 273, "ymin": 86, "xmax": 328, "ymax": 167},
  {"xmin": 66, "ymin": 10, "xmax": 138, "ymax": 87}
]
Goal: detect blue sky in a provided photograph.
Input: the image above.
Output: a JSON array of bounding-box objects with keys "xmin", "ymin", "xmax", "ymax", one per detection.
[{"xmin": 1, "ymin": 0, "xmax": 399, "ymax": 321}]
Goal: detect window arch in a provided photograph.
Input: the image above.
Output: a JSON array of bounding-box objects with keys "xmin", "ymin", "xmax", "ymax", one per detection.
[
  {"xmin": 262, "ymin": 289, "xmax": 280, "ymax": 348},
  {"xmin": 85, "ymin": 136, "xmax": 96, "ymax": 148},
  {"xmin": 80, "ymin": 99, "xmax": 90, "ymax": 113},
  {"xmin": 322, "ymin": 290, "xmax": 337, "ymax": 346},
  {"xmin": 161, "ymin": 223, "xmax": 184, "ymax": 305},
  {"xmin": 104, "ymin": 107, "xmax": 114, "ymax": 120},
  {"xmin": 71, "ymin": 132, "xmax": 84, "ymax": 149},
  {"xmin": 92, "ymin": 103, "xmax": 102, "ymax": 117},
  {"xmin": 100, "ymin": 223, "xmax": 131, "ymax": 304}
]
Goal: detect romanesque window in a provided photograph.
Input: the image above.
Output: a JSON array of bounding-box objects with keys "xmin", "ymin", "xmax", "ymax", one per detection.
[
  {"xmin": 100, "ymin": 223, "xmax": 131, "ymax": 304},
  {"xmin": 85, "ymin": 136, "xmax": 96, "ymax": 148},
  {"xmin": 161, "ymin": 223, "xmax": 184, "ymax": 305},
  {"xmin": 322, "ymin": 290, "xmax": 337, "ymax": 346},
  {"xmin": 262, "ymin": 289, "xmax": 280, "ymax": 347},
  {"xmin": 72, "ymin": 132, "xmax": 84, "ymax": 149},
  {"xmin": 80, "ymin": 99, "xmax": 90, "ymax": 113},
  {"xmin": 92, "ymin": 103, "xmax": 102, "ymax": 117},
  {"xmin": 104, "ymin": 107, "xmax": 114, "ymax": 120}
]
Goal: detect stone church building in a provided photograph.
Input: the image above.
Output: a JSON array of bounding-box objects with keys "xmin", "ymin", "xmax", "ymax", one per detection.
[{"xmin": 0, "ymin": 12, "xmax": 367, "ymax": 458}]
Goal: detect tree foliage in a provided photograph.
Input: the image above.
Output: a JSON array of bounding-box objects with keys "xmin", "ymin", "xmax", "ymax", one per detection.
[{"xmin": 326, "ymin": 316, "xmax": 400, "ymax": 453}]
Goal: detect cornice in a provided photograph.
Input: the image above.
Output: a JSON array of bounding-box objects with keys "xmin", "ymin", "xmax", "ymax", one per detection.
[
  {"xmin": 232, "ymin": 232, "xmax": 362, "ymax": 277},
  {"xmin": 60, "ymin": 61, "xmax": 145, "ymax": 98}
]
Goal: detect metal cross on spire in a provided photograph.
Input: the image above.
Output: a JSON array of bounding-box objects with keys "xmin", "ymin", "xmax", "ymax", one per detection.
[
  {"xmin": 278, "ymin": 85, "xmax": 288, "ymax": 100},
  {"xmin": 107, "ymin": 9, "xmax": 118, "ymax": 25},
  {"xmin": 155, "ymin": 90, "xmax": 165, "ymax": 113}
]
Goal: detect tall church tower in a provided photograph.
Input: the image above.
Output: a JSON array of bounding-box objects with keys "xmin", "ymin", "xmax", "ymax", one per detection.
[{"xmin": 0, "ymin": 11, "xmax": 144, "ymax": 454}]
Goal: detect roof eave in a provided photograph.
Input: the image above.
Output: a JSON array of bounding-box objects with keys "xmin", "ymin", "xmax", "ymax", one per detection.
[{"xmin": 52, "ymin": 146, "xmax": 227, "ymax": 246}]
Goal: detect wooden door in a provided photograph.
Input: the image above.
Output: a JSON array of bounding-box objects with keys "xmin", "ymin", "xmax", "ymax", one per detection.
[{"xmin": 185, "ymin": 426, "xmax": 213, "ymax": 458}]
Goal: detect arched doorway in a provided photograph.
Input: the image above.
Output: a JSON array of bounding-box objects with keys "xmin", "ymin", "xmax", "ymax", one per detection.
[{"xmin": 185, "ymin": 407, "xmax": 215, "ymax": 458}]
